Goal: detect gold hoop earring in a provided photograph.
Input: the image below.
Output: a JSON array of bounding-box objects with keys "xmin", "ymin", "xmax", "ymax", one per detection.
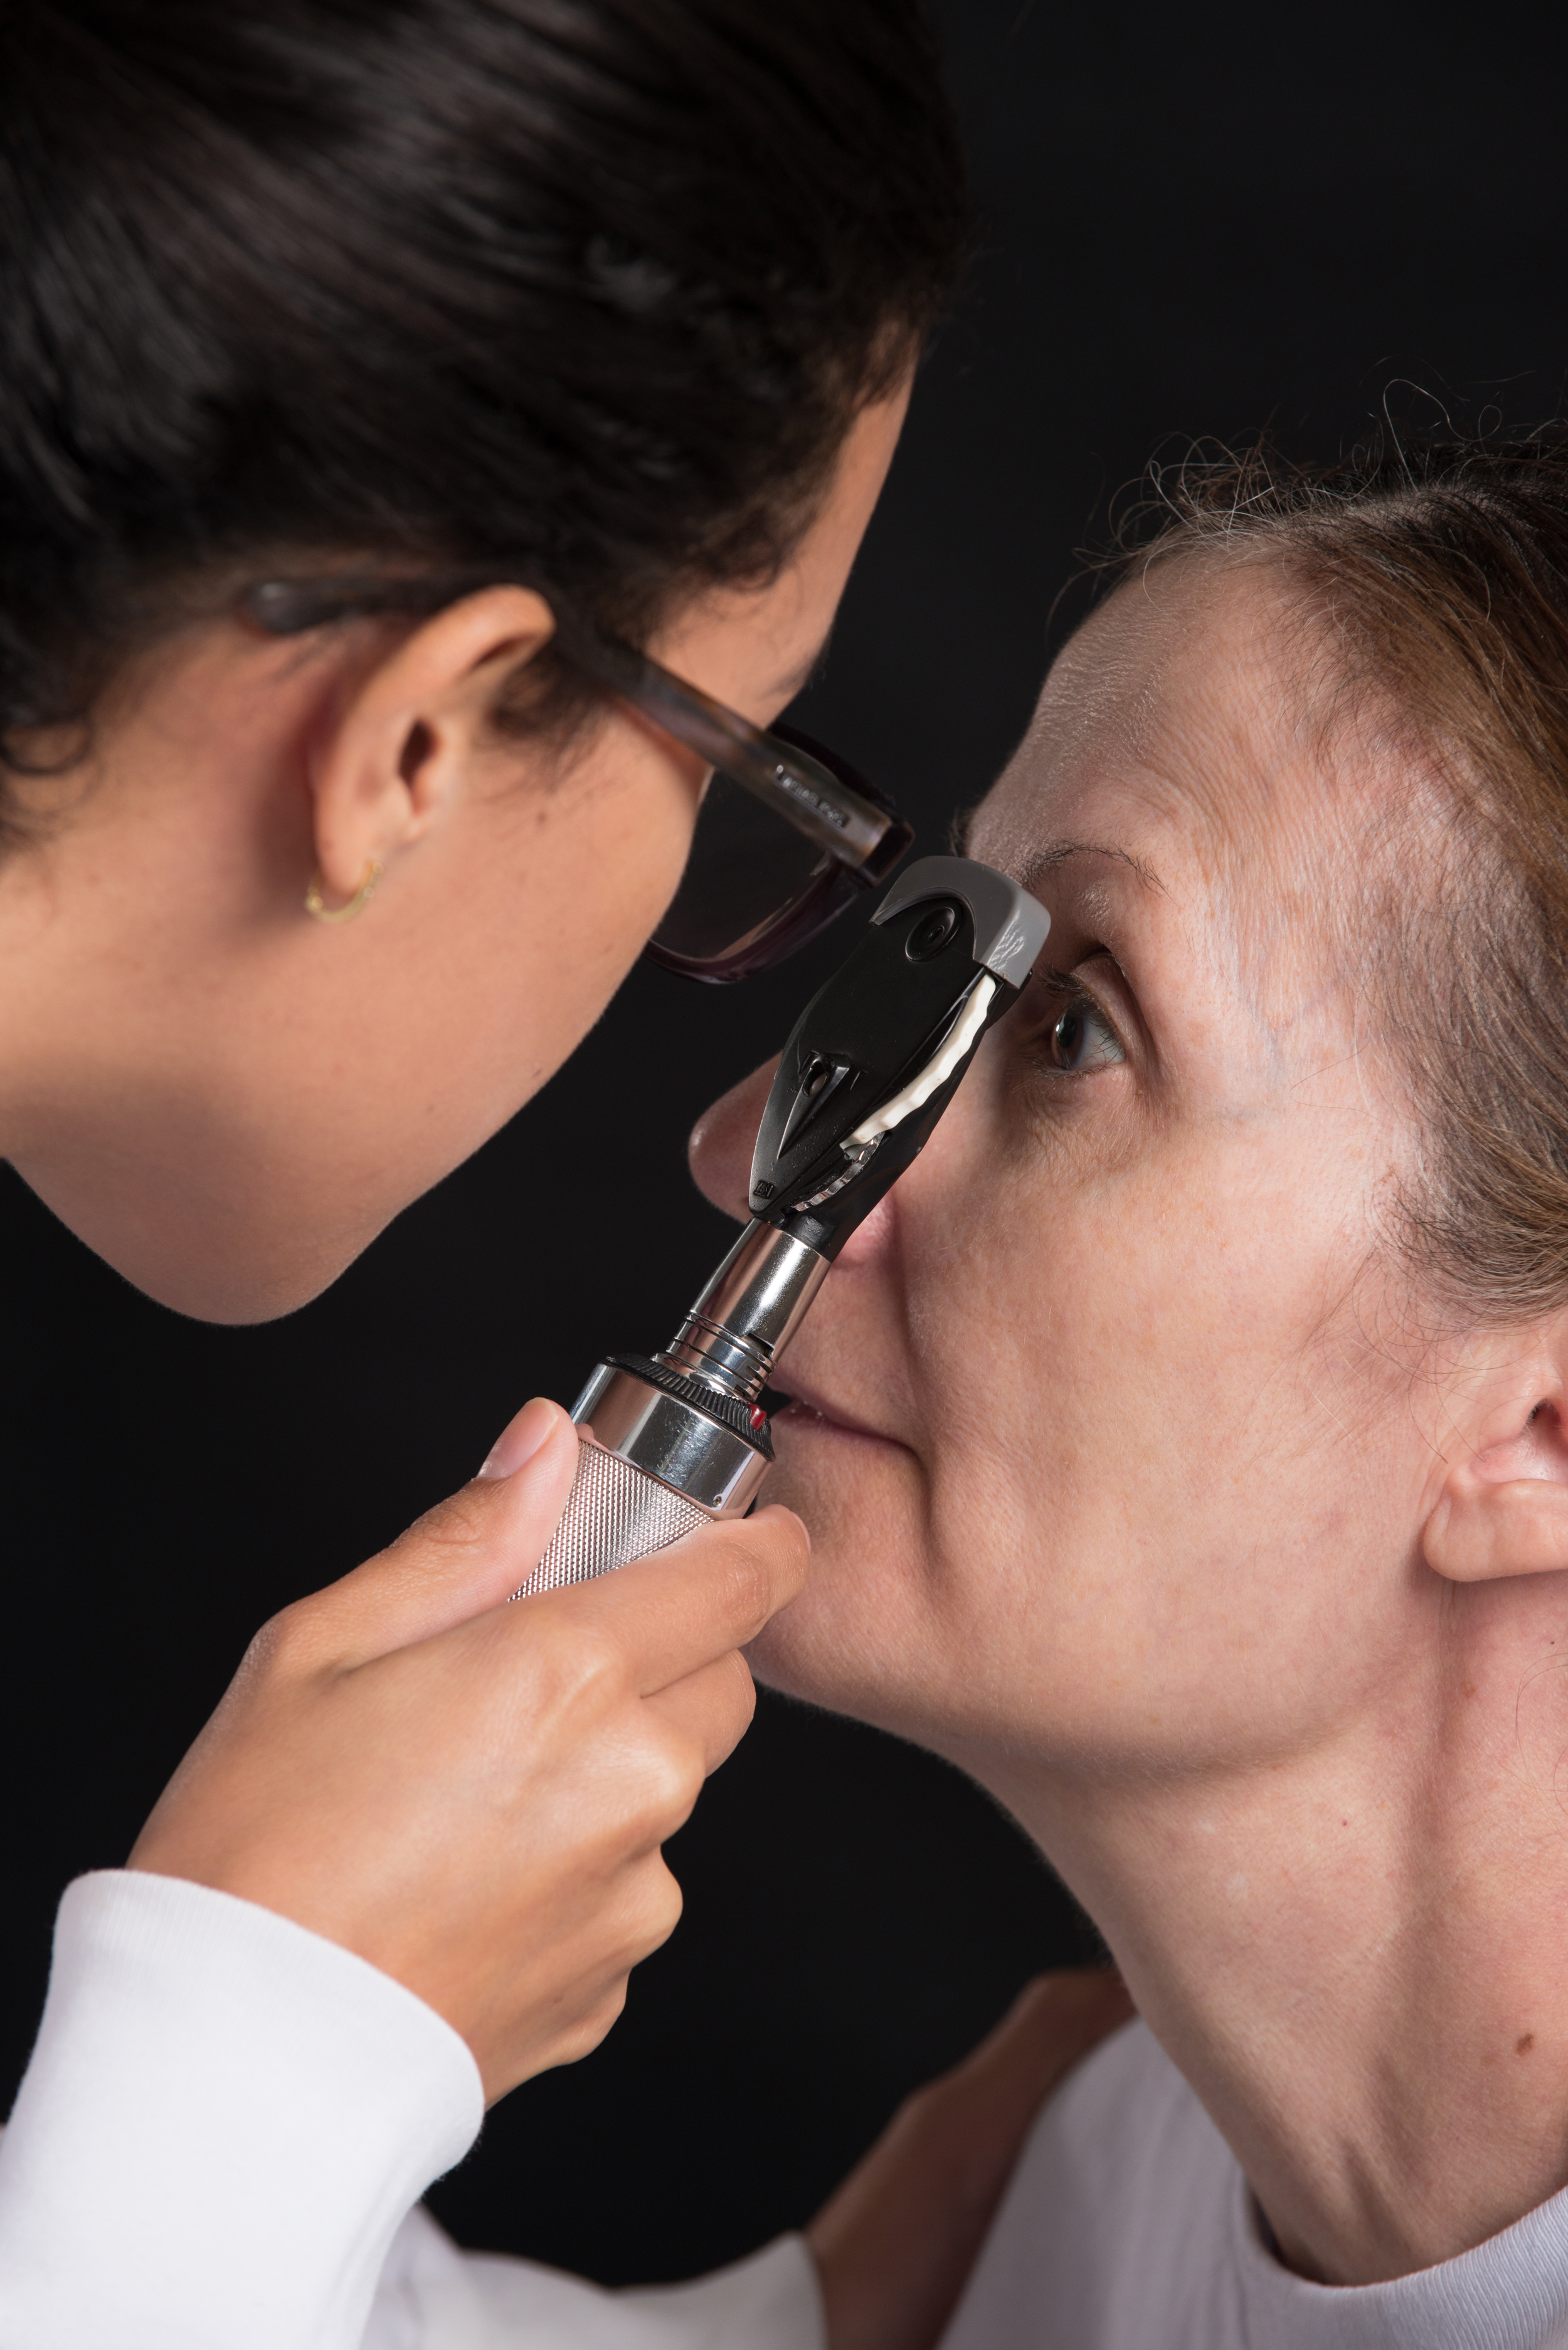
[{"xmin": 305, "ymin": 859, "xmax": 383, "ymax": 925}]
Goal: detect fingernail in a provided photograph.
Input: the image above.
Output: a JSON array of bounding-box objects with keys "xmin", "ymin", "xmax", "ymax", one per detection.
[{"xmin": 477, "ymin": 1397, "xmax": 559, "ymax": 1481}]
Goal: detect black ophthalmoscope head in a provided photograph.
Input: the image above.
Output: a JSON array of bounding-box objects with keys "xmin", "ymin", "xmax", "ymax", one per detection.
[
  {"xmin": 746, "ymin": 856, "xmax": 1051, "ymax": 1260},
  {"xmin": 550, "ymin": 858, "xmax": 1050, "ymax": 1571}
]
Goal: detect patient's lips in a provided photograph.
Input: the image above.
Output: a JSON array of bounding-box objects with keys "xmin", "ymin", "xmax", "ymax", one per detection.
[{"xmin": 771, "ymin": 1371, "xmax": 905, "ymax": 1450}]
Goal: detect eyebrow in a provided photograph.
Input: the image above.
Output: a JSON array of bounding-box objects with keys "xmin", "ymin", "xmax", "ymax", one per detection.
[{"xmin": 1020, "ymin": 839, "xmax": 1167, "ymax": 896}]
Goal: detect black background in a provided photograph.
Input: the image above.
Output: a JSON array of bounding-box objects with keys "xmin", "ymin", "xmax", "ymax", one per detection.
[{"xmin": 7, "ymin": 0, "xmax": 1568, "ymax": 2287}]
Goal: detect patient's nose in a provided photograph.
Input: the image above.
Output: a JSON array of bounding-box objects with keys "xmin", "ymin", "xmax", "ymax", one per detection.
[{"xmin": 689, "ymin": 1055, "xmax": 779, "ymax": 1219}]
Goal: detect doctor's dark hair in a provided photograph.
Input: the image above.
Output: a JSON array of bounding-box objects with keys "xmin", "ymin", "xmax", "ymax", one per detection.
[
  {"xmin": 0, "ymin": 0, "xmax": 965, "ymax": 798},
  {"xmin": 1116, "ymin": 428, "xmax": 1568, "ymax": 1326}
]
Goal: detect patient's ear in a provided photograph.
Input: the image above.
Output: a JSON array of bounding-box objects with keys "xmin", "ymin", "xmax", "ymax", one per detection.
[{"xmin": 1426, "ymin": 1355, "xmax": 1568, "ymax": 1582}]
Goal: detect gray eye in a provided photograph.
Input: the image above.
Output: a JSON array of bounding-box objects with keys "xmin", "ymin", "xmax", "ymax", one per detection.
[{"xmin": 1047, "ymin": 1001, "xmax": 1125, "ymax": 1074}]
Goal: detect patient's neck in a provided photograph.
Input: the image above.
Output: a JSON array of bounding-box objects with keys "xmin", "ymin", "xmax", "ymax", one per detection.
[{"xmin": 977, "ymin": 1580, "xmax": 1568, "ymax": 2288}]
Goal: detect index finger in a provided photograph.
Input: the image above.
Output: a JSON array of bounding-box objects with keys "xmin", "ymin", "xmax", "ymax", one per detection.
[{"xmin": 526, "ymin": 1504, "xmax": 810, "ymax": 1696}]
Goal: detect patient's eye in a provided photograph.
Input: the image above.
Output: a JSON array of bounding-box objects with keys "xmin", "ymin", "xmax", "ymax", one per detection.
[{"xmin": 1046, "ymin": 998, "xmax": 1125, "ymax": 1075}]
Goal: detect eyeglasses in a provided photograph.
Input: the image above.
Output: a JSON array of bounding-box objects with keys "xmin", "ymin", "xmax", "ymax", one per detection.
[{"xmin": 244, "ymin": 577, "xmax": 913, "ymax": 983}]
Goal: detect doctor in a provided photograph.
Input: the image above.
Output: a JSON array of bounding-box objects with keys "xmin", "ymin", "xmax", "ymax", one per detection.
[{"xmin": 0, "ymin": 5, "xmax": 1077, "ymax": 2344}]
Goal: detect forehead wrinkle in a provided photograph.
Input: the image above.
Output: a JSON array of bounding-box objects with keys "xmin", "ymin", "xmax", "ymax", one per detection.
[
  {"xmin": 1180, "ymin": 707, "xmax": 1409, "ymax": 1093},
  {"xmin": 1103, "ymin": 588, "xmax": 1385, "ymax": 1088},
  {"xmin": 1142, "ymin": 749, "xmax": 1346, "ymax": 1088},
  {"xmin": 1059, "ymin": 753, "xmax": 1371, "ymax": 1129},
  {"xmin": 984, "ymin": 564, "xmax": 1401, "ymax": 1108}
]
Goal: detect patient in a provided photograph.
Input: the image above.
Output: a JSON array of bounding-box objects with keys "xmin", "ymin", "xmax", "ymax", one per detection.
[{"xmin": 694, "ymin": 430, "xmax": 1568, "ymax": 2347}]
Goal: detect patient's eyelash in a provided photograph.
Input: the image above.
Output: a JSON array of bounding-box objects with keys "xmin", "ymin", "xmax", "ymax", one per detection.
[{"xmin": 1030, "ymin": 966, "xmax": 1127, "ymax": 1078}]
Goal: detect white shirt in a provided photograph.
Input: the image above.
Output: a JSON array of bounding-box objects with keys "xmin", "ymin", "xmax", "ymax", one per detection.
[
  {"xmin": 942, "ymin": 2017, "xmax": 1568, "ymax": 2350},
  {"xmin": 5, "ymin": 1876, "xmax": 1568, "ymax": 2349}
]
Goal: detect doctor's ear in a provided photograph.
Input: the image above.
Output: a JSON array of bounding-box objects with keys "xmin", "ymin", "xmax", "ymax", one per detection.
[
  {"xmin": 307, "ymin": 586, "xmax": 557, "ymax": 905},
  {"xmin": 1425, "ymin": 1388, "xmax": 1568, "ymax": 1583}
]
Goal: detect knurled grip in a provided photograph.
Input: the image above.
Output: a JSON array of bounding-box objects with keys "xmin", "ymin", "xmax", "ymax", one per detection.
[{"xmin": 511, "ymin": 1437, "xmax": 712, "ymax": 1600}]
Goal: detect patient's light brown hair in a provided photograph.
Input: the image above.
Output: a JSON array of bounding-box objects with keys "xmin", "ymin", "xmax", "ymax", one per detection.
[{"xmin": 1121, "ymin": 430, "xmax": 1568, "ymax": 1325}]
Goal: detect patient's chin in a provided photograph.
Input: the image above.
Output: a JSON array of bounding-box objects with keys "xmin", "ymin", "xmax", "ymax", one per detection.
[{"xmin": 747, "ymin": 1596, "xmax": 907, "ymax": 1728}]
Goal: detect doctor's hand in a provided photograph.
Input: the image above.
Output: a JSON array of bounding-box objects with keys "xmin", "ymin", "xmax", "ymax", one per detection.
[
  {"xmin": 129, "ymin": 1396, "xmax": 807, "ymax": 2102},
  {"xmin": 809, "ymin": 1969, "xmax": 1135, "ymax": 2350}
]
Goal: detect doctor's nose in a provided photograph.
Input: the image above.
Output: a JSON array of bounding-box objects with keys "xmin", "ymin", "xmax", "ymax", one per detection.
[{"xmin": 689, "ymin": 1054, "xmax": 780, "ymax": 1221}]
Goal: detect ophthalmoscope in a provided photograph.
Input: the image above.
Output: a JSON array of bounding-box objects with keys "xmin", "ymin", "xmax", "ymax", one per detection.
[{"xmin": 513, "ymin": 857, "xmax": 1051, "ymax": 1598}]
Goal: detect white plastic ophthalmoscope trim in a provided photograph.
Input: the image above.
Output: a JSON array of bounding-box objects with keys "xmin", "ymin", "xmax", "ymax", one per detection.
[{"xmin": 845, "ymin": 973, "xmax": 997, "ymax": 1148}]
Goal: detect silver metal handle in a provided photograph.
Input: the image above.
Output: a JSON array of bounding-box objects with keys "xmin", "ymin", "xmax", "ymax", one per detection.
[
  {"xmin": 509, "ymin": 1224, "xmax": 827, "ymax": 1602},
  {"xmin": 511, "ymin": 1434, "xmax": 716, "ymax": 1599}
]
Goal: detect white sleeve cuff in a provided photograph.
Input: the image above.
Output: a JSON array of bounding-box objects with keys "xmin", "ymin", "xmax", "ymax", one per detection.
[{"xmin": 0, "ymin": 1870, "xmax": 483, "ymax": 2350}]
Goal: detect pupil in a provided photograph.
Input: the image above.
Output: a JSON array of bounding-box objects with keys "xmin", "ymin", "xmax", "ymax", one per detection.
[{"xmin": 1054, "ymin": 1010, "xmax": 1083, "ymax": 1066}]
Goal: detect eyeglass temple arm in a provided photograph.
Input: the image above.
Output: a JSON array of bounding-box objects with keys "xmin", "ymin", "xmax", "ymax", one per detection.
[
  {"xmin": 554, "ymin": 625, "xmax": 894, "ymax": 869},
  {"xmin": 245, "ymin": 580, "xmax": 898, "ymax": 874}
]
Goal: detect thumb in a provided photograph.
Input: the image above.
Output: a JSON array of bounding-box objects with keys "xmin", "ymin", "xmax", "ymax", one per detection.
[{"xmin": 304, "ymin": 1399, "xmax": 582, "ymax": 1665}]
